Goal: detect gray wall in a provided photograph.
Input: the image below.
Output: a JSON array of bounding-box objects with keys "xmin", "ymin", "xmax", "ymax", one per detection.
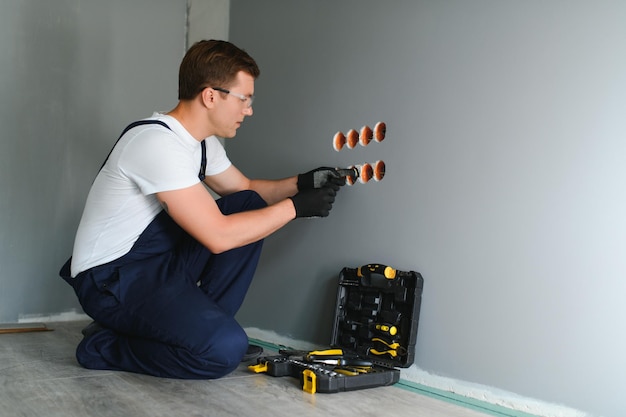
[
  {"xmin": 2, "ymin": 0, "xmax": 623, "ymax": 415},
  {"xmin": 228, "ymin": 1, "xmax": 626, "ymax": 416},
  {"xmin": 0, "ymin": 0, "xmax": 186, "ymax": 321}
]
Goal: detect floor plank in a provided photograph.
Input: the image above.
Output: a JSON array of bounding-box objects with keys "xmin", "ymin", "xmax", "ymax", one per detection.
[{"xmin": 0, "ymin": 321, "xmax": 491, "ymax": 417}]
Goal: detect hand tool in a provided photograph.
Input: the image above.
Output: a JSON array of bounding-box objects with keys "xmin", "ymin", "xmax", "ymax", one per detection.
[
  {"xmin": 311, "ymin": 357, "xmax": 373, "ymax": 367},
  {"xmin": 278, "ymin": 348, "xmax": 344, "ymax": 359},
  {"xmin": 358, "ymin": 263, "xmax": 397, "ymax": 280},
  {"xmin": 371, "ymin": 337, "xmax": 402, "ymax": 349},
  {"xmin": 333, "ymin": 365, "xmax": 372, "ymax": 376},
  {"xmin": 374, "ymin": 323, "xmax": 398, "ymax": 337},
  {"xmin": 369, "ymin": 348, "xmax": 399, "ymax": 358},
  {"xmin": 278, "ymin": 349, "xmax": 309, "ymax": 357},
  {"xmin": 368, "ymin": 337, "xmax": 407, "ymax": 358},
  {"xmin": 333, "ymin": 368, "xmax": 359, "ymax": 376},
  {"xmin": 305, "ymin": 349, "xmax": 348, "ymax": 361},
  {"xmin": 335, "ymin": 167, "xmax": 358, "ymax": 181}
]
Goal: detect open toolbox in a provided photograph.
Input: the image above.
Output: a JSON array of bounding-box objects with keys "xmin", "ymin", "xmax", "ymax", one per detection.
[{"xmin": 249, "ymin": 263, "xmax": 424, "ymax": 393}]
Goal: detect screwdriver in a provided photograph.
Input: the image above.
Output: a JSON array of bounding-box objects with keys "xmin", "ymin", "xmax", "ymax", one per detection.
[
  {"xmin": 311, "ymin": 358, "xmax": 373, "ymax": 367},
  {"xmin": 357, "ymin": 264, "xmax": 397, "ymax": 279},
  {"xmin": 375, "ymin": 323, "xmax": 398, "ymax": 337}
]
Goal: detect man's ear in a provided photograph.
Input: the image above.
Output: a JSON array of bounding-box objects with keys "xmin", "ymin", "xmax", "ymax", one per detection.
[{"xmin": 200, "ymin": 87, "xmax": 215, "ymax": 108}]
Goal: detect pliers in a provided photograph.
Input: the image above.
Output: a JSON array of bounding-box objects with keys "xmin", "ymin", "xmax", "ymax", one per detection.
[{"xmin": 368, "ymin": 338, "xmax": 407, "ymax": 358}]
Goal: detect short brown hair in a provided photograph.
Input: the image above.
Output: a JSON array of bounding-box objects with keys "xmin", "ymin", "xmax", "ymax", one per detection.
[{"xmin": 178, "ymin": 40, "xmax": 260, "ymax": 100}]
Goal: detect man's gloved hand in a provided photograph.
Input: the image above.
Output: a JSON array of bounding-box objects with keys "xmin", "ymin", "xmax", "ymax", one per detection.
[
  {"xmin": 297, "ymin": 167, "xmax": 346, "ymax": 191},
  {"xmin": 289, "ymin": 186, "xmax": 337, "ymax": 218}
]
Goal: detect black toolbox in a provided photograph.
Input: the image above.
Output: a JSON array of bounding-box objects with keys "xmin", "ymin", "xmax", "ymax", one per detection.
[{"xmin": 249, "ymin": 263, "xmax": 424, "ymax": 393}]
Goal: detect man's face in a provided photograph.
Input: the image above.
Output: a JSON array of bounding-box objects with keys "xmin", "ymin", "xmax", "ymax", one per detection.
[{"xmin": 211, "ymin": 71, "xmax": 255, "ymax": 139}]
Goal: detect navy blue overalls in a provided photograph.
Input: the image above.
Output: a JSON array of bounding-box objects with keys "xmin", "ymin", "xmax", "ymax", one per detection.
[{"xmin": 60, "ymin": 121, "xmax": 266, "ymax": 379}]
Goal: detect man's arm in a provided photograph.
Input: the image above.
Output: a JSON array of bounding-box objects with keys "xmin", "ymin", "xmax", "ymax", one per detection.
[
  {"xmin": 204, "ymin": 165, "xmax": 298, "ymax": 205},
  {"xmin": 157, "ymin": 182, "xmax": 296, "ymax": 254},
  {"xmin": 159, "ymin": 165, "xmax": 339, "ymax": 253},
  {"xmin": 248, "ymin": 177, "xmax": 298, "ymax": 205}
]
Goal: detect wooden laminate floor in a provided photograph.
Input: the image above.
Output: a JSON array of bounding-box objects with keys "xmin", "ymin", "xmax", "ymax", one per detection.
[{"xmin": 0, "ymin": 321, "xmax": 492, "ymax": 417}]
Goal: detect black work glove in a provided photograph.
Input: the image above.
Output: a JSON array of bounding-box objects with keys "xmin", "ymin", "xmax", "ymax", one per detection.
[
  {"xmin": 289, "ymin": 186, "xmax": 337, "ymax": 218},
  {"xmin": 297, "ymin": 167, "xmax": 347, "ymax": 191}
]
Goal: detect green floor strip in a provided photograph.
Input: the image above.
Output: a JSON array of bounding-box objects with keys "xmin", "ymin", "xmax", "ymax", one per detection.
[
  {"xmin": 247, "ymin": 338, "xmax": 539, "ymax": 417},
  {"xmin": 247, "ymin": 337, "xmax": 285, "ymax": 352},
  {"xmin": 395, "ymin": 379, "xmax": 539, "ymax": 417}
]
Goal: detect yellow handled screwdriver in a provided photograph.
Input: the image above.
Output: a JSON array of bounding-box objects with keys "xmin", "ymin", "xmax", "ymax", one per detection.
[{"xmin": 375, "ymin": 323, "xmax": 398, "ymax": 337}]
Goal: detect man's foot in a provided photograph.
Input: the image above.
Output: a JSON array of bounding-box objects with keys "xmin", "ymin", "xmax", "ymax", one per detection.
[
  {"xmin": 241, "ymin": 344, "xmax": 263, "ymax": 362},
  {"xmin": 81, "ymin": 321, "xmax": 104, "ymax": 338}
]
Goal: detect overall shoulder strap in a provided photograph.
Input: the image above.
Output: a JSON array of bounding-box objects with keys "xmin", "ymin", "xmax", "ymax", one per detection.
[
  {"xmin": 198, "ymin": 140, "xmax": 207, "ymax": 181},
  {"xmin": 100, "ymin": 120, "xmax": 172, "ymax": 170}
]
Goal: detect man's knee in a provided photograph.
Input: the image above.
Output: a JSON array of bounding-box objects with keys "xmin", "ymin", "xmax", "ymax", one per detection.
[
  {"xmin": 217, "ymin": 190, "xmax": 268, "ymax": 215},
  {"xmin": 188, "ymin": 319, "xmax": 248, "ymax": 379},
  {"xmin": 242, "ymin": 189, "xmax": 268, "ymax": 210}
]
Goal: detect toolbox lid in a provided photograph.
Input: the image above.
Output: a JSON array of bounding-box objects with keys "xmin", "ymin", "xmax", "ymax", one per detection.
[{"xmin": 330, "ymin": 264, "xmax": 424, "ymax": 369}]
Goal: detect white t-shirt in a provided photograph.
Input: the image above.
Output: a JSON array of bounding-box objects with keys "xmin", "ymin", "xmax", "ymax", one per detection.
[{"xmin": 70, "ymin": 113, "xmax": 231, "ymax": 277}]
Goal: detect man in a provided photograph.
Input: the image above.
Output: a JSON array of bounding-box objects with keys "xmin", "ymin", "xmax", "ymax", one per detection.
[{"xmin": 59, "ymin": 40, "xmax": 346, "ymax": 379}]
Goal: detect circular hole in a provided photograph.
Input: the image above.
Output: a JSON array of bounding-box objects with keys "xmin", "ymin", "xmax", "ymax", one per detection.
[
  {"xmin": 359, "ymin": 126, "xmax": 373, "ymax": 146},
  {"xmin": 346, "ymin": 129, "xmax": 359, "ymax": 149},
  {"xmin": 359, "ymin": 163, "xmax": 373, "ymax": 183},
  {"xmin": 333, "ymin": 132, "xmax": 346, "ymax": 152},
  {"xmin": 374, "ymin": 122, "xmax": 386, "ymax": 142},
  {"xmin": 374, "ymin": 160, "xmax": 385, "ymax": 181}
]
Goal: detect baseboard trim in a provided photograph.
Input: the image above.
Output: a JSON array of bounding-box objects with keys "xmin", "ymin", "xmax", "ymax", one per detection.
[
  {"xmin": 246, "ymin": 331, "xmax": 587, "ymax": 417},
  {"xmin": 17, "ymin": 310, "xmax": 90, "ymax": 323},
  {"xmin": 247, "ymin": 336, "xmax": 533, "ymax": 416}
]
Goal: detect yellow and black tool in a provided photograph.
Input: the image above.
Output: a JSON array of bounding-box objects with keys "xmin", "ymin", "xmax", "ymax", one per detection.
[
  {"xmin": 305, "ymin": 349, "xmax": 345, "ymax": 361},
  {"xmin": 334, "ymin": 366, "xmax": 372, "ymax": 376},
  {"xmin": 277, "ymin": 348, "xmax": 344, "ymax": 359},
  {"xmin": 368, "ymin": 338, "xmax": 407, "ymax": 358},
  {"xmin": 311, "ymin": 357, "xmax": 373, "ymax": 367},
  {"xmin": 247, "ymin": 263, "xmax": 423, "ymax": 394},
  {"xmin": 374, "ymin": 323, "xmax": 398, "ymax": 337},
  {"xmin": 335, "ymin": 167, "xmax": 359, "ymax": 181},
  {"xmin": 357, "ymin": 263, "xmax": 397, "ymax": 280}
]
